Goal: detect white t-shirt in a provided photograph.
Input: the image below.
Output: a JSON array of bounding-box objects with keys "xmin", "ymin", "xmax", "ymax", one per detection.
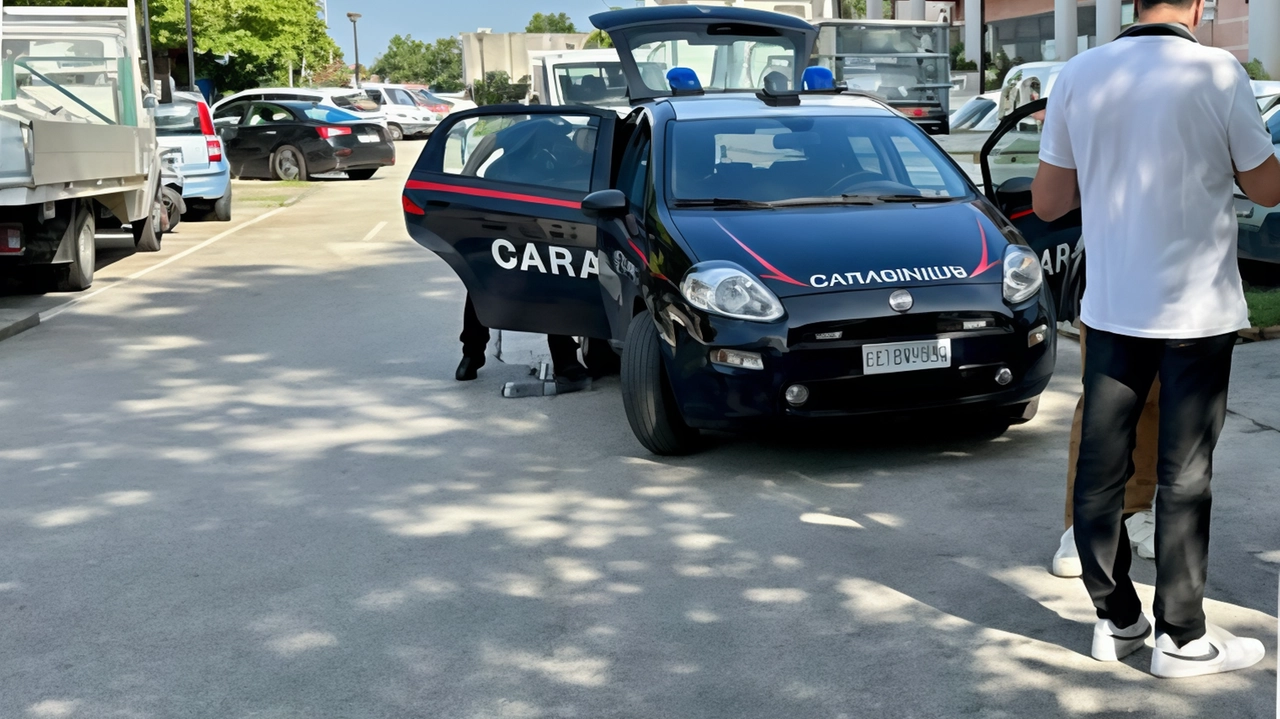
[{"xmin": 1039, "ymin": 35, "xmax": 1274, "ymax": 338}]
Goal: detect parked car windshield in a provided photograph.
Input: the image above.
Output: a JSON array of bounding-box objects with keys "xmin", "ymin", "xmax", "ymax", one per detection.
[
  {"xmin": 629, "ymin": 30, "xmax": 799, "ymax": 93},
  {"xmin": 155, "ymin": 98, "xmax": 202, "ymax": 135},
  {"xmin": 667, "ymin": 115, "xmax": 971, "ymax": 203},
  {"xmin": 302, "ymin": 105, "xmax": 361, "ymax": 123}
]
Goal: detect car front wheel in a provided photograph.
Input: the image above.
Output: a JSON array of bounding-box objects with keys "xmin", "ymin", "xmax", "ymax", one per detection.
[
  {"xmin": 621, "ymin": 311, "xmax": 700, "ymax": 455},
  {"xmin": 387, "ymin": 123, "xmax": 404, "ymax": 141}
]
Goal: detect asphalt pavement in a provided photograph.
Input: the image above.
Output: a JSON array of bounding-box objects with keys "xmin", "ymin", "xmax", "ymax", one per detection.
[{"xmin": 0, "ymin": 142, "xmax": 1276, "ymax": 718}]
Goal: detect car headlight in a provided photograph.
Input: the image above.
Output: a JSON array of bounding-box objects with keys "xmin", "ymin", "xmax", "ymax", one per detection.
[
  {"xmin": 680, "ymin": 263, "xmax": 785, "ymax": 322},
  {"xmin": 1003, "ymin": 245, "xmax": 1043, "ymax": 304}
]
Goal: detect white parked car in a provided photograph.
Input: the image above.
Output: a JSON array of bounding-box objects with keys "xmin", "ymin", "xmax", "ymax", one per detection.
[
  {"xmin": 359, "ymin": 83, "xmax": 441, "ymax": 139},
  {"xmin": 212, "ymin": 87, "xmax": 387, "ymax": 129},
  {"xmin": 949, "ymin": 90, "xmax": 1001, "ymax": 132}
]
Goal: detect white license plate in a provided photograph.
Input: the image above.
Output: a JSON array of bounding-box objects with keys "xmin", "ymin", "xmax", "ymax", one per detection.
[
  {"xmin": 357, "ymin": 134, "xmax": 378, "ymax": 143},
  {"xmin": 862, "ymin": 339, "xmax": 951, "ymax": 375}
]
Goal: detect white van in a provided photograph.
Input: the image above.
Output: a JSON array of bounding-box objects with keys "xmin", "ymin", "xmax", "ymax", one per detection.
[
  {"xmin": 359, "ymin": 83, "xmax": 442, "ymax": 139},
  {"xmin": 530, "ymin": 49, "xmax": 663, "ymax": 113}
]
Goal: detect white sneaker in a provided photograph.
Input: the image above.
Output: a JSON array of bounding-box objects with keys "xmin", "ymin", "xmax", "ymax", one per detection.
[
  {"xmin": 1126, "ymin": 511, "xmax": 1155, "ymax": 560},
  {"xmin": 1151, "ymin": 623, "xmax": 1266, "ymax": 678},
  {"xmin": 1092, "ymin": 614, "xmax": 1152, "ymax": 661},
  {"xmin": 1052, "ymin": 527, "xmax": 1082, "ymax": 578}
]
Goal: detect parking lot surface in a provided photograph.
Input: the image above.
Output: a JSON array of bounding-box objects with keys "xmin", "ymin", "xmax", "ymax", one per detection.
[{"xmin": 0, "ymin": 141, "xmax": 1275, "ymax": 718}]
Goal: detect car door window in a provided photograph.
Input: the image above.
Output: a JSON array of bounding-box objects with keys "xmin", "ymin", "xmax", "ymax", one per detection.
[
  {"xmin": 392, "ymin": 89, "xmax": 416, "ymax": 106},
  {"xmin": 246, "ymin": 103, "xmax": 294, "ymax": 126},
  {"xmin": 441, "ymin": 113, "xmax": 600, "ymax": 193},
  {"xmin": 617, "ymin": 124, "xmax": 652, "ymax": 215},
  {"xmin": 213, "ymin": 101, "xmax": 247, "ymax": 127},
  {"xmin": 365, "ymin": 89, "xmax": 385, "ymax": 105}
]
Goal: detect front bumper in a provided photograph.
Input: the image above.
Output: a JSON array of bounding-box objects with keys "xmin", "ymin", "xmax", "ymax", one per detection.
[{"xmin": 663, "ymin": 284, "xmax": 1055, "ymax": 430}]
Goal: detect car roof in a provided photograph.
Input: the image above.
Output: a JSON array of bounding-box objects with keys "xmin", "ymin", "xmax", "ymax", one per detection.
[
  {"xmin": 590, "ymin": 4, "xmax": 813, "ymax": 33},
  {"xmin": 661, "ymin": 92, "xmax": 895, "ymax": 121}
]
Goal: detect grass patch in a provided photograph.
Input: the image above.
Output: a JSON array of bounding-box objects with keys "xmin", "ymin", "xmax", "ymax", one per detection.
[
  {"xmin": 275, "ymin": 179, "xmax": 310, "ymax": 188},
  {"xmin": 1246, "ymin": 288, "xmax": 1280, "ymax": 328},
  {"xmin": 242, "ymin": 194, "xmax": 292, "ymax": 206}
]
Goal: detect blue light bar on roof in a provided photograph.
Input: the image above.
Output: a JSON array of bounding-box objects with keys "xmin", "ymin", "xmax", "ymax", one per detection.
[
  {"xmin": 802, "ymin": 66, "xmax": 835, "ymax": 91},
  {"xmin": 667, "ymin": 67, "xmax": 703, "ymax": 95}
]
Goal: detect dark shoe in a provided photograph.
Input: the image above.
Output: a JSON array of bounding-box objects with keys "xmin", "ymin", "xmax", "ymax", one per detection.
[
  {"xmin": 456, "ymin": 355, "xmax": 485, "ymax": 381},
  {"xmin": 554, "ymin": 362, "xmax": 591, "ymax": 394}
]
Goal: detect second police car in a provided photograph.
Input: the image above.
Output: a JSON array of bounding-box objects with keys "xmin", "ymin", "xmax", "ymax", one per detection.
[{"xmin": 403, "ymin": 6, "xmax": 1074, "ymax": 455}]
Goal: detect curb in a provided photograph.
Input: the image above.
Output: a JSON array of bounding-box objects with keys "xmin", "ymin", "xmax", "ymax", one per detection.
[{"xmin": 0, "ymin": 312, "xmax": 40, "ymax": 344}]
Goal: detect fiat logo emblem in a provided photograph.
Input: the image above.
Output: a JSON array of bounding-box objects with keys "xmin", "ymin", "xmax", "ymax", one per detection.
[{"xmin": 889, "ymin": 289, "xmax": 914, "ymax": 312}]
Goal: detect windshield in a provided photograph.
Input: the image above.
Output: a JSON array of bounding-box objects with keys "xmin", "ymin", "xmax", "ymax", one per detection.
[
  {"xmin": 629, "ymin": 29, "xmax": 798, "ymax": 94},
  {"xmin": 667, "ymin": 115, "xmax": 971, "ymax": 204},
  {"xmin": 304, "ymin": 105, "xmax": 361, "ymax": 123},
  {"xmin": 155, "ymin": 98, "xmax": 202, "ymax": 134},
  {"xmin": 1, "ymin": 29, "xmax": 129, "ymax": 124},
  {"xmin": 553, "ymin": 62, "xmax": 631, "ymax": 107}
]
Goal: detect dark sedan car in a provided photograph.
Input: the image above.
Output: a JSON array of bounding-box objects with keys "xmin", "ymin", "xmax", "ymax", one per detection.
[
  {"xmin": 401, "ymin": 7, "xmax": 1062, "ymax": 455},
  {"xmin": 211, "ymin": 101, "xmax": 394, "ymax": 181}
]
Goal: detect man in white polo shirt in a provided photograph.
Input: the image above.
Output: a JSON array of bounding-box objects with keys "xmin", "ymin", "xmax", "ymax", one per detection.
[{"xmin": 1032, "ymin": 0, "xmax": 1280, "ymax": 679}]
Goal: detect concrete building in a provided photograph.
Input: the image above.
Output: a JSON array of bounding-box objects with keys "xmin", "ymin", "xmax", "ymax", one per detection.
[{"xmin": 459, "ymin": 30, "xmax": 591, "ymax": 85}]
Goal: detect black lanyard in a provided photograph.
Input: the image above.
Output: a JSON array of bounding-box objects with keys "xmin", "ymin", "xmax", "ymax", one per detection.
[{"xmin": 1115, "ymin": 22, "xmax": 1199, "ymax": 43}]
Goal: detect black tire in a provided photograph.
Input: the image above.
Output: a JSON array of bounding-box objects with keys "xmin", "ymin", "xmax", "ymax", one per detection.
[
  {"xmin": 346, "ymin": 169, "xmax": 377, "ymax": 180},
  {"xmin": 271, "ymin": 144, "xmax": 308, "ymax": 181},
  {"xmin": 387, "ymin": 123, "xmax": 404, "ymax": 141},
  {"xmin": 212, "ymin": 187, "xmax": 232, "ymax": 221},
  {"xmin": 620, "ymin": 312, "xmax": 700, "ymax": 455},
  {"xmin": 132, "ymin": 193, "xmax": 163, "ymax": 252},
  {"xmin": 58, "ymin": 201, "xmax": 95, "ymax": 291},
  {"xmin": 160, "ymin": 186, "xmax": 183, "ymax": 232}
]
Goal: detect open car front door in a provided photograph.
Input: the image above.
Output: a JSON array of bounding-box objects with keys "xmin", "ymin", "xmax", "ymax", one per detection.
[
  {"xmin": 403, "ymin": 105, "xmax": 617, "ymax": 339},
  {"xmin": 589, "ymin": 5, "xmax": 818, "ymax": 102},
  {"xmin": 980, "ymin": 97, "xmax": 1083, "ymax": 317}
]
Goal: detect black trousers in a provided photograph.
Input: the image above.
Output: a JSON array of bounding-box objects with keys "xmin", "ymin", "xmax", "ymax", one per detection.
[
  {"xmin": 1073, "ymin": 326, "xmax": 1236, "ymax": 646},
  {"xmin": 460, "ymin": 295, "xmax": 580, "ymax": 372}
]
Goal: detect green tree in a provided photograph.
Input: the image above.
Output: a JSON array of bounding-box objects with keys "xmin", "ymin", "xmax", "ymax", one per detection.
[
  {"xmin": 369, "ymin": 35, "xmax": 463, "ymax": 90},
  {"xmin": 585, "ymin": 29, "xmax": 613, "ymax": 49},
  {"xmin": 525, "ymin": 12, "xmax": 576, "ymax": 33},
  {"xmin": 471, "ymin": 70, "xmax": 528, "ymax": 106},
  {"xmin": 842, "ymin": 0, "xmax": 894, "ymax": 18}
]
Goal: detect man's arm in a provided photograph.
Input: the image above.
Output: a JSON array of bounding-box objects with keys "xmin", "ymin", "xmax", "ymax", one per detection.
[
  {"xmin": 1031, "ymin": 161, "xmax": 1080, "ymax": 222},
  {"xmin": 1236, "ymin": 154, "xmax": 1280, "ymax": 208}
]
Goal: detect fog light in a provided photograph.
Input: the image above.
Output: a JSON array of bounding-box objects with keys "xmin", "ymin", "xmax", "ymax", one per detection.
[
  {"xmin": 994, "ymin": 367, "xmax": 1013, "ymax": 386},
  {"xmin": 1028, "ymin": 324, "xmax": 1048, "ymax": 347},
  {"xmin": 785, "ymin": 384, "xmax": 810, "ymax": 405},
  {"xmin": 711, "ymin": 349, "xmax": 764, "ymax": 370}
]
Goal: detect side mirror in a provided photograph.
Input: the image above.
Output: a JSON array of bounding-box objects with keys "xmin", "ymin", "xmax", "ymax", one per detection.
[
  {"xmin": 581, "ymin": 189, "xmax": 627, "ymax": 218},
  {"xmin": 142, "ymin": 93, "xmax": 159, "ymax": 110}
]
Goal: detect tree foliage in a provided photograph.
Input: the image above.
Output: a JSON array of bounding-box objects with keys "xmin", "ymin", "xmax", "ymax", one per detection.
[
  {"xmin": 471, "ymin": 71, "xmax": 528, "ymax": 106},
  {"xmin": 369, "ymin": 35, "xmax": 463, "ymax": 91},
  {"xmin": 8, "ymin": 0, "xmax": 343, "ymax": 92},
  {"xmin": 841, "ymin": 0, "xmax": 894, "ymax": 18},
  {"xmin": 525, "ymin": 12, "xmax": 576, "ymax": 34}
]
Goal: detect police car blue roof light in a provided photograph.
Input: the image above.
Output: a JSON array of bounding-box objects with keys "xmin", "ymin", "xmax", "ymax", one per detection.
[
  {"xmin": 802, "ymin": 66, "xmax": 835, "ymax": 91},
  {"xmin": 667, "ymin": 67, "xmax": 704, "ymax": 96}
]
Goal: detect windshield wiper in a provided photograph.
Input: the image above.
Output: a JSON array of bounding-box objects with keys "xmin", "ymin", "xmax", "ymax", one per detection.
[
  {"xmin": 863, "ymin": 194, "xmax": 957, "ymax": 203},
  {"xmin": 671, "ymin": 198, "xmax": 775, "ymax": 209},
  {"xmin": 770, "ymin": 196, "xmax": 878, "ymax": 207}
]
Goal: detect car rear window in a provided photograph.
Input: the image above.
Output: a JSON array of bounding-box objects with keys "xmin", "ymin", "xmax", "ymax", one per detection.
[
  {"xmin": 304, "ymin": 105, "xmax": 361, "ymax": 123},
  {"xmin": 155, "ymin": 99, "xmax": 202, "ymax": 134},
  {"xmin": 668, "ymin": 115, "xmax": 971, "ymax": 203},
  {"xmin": 331, "ymin": 93, "xmax": 379, "ymax": 112}
]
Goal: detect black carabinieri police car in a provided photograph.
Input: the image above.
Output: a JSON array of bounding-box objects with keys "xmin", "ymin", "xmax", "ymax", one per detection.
[{"xmin": 402, "ymin": 6, "xmax": 1066, "ymax": 455}]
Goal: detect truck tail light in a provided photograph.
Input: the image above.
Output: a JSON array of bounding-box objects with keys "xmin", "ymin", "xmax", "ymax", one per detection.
[
  {"xmin": 317, "ymin": 126, "xmax": 352, "ymax": 139},
  {"xmin": 0, "ymin": 226, "xmax": 23, "ymax": 254},
  {"xmin": 196, "ymin": 101, "xmax": 223, "ymax": 162},
  {"xmin": 899, "ymin": 107, "xmax": 928, "ymax": 118}
]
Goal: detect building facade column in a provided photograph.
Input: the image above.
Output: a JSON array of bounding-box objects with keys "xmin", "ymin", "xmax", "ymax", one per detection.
[
  {"xmin": 965, "ymin": 0, "xmax": 982, "ymax": 63},
  {"xmin": 1250, "ymin": 0, "xmax": 1280, "ymax": 79},
  {"xmin": 867, "ymin": 0, "xmax": 883, "ymax": 20},
  {"xmin": 1096, "ymin": 0, "xmax": 1122, "ymax": 45},
  {"xmin": 908, "ymin": 0, "xmax": 925, "ymax": 21},
  {"xmin": 1054, "ymin": 0, "xmax": 1078, "ymax": 61}
]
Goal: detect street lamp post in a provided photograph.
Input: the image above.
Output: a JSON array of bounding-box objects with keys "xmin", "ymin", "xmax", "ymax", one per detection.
[
  {"xmin": 184, "ymin": 0, "xmax": 196, "ymax": 91},
  {"xmin": 347, "ymin": 12, "xmax": 362, "ymax": 88}
]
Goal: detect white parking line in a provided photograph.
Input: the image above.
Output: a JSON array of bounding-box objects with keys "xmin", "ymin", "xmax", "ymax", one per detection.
[
  {"xmin": 42, "ymin": 206, "xmax": 290, "ymax": 321},
  {"xmin": 360, "ymin": 221, "xmax": 388, "ymax": 242}
]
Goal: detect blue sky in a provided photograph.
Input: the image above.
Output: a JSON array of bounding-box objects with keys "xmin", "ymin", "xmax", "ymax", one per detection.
[{"xmin": 326, "ymin": 0, "xmax": 628, "ymax": 64}]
